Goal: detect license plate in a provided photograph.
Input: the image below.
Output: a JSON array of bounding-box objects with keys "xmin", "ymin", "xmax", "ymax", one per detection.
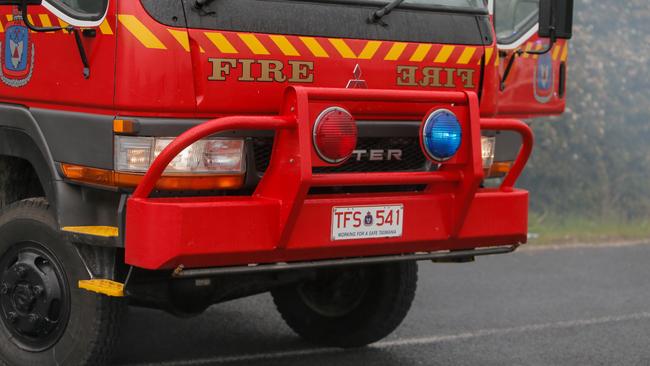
[{"xmin": 331, "ymin": 205, "xmax": 404, "ymax": 241}]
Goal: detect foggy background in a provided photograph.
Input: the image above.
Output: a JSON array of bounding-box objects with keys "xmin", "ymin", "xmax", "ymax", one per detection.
[{"xmin": 519, "ymin": 0, "xmax": 650, "ymax": 241}]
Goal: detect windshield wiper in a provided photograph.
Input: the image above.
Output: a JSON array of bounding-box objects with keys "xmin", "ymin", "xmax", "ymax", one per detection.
[
  {"xmin": 193, "ymin": 0, "xmax": 217, "ymax": 15},
  {"xmin": 194, "ymin": 0, "xmax": 215, "ymax": 7},
  {"xmin": 368, "ymin": 0, "xmax": 406, "ymax": 26}
]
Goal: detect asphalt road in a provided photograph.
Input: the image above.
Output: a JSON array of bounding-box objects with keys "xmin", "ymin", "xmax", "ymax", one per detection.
[{"xmin": 112, "ymin": 242, "xmax": 650, "ymax": 366}]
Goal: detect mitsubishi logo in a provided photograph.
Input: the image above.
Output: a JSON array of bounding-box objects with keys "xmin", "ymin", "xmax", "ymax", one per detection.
[{"xmin": 346, "ymin": 64, "xmax": 368, "ymax": 89}]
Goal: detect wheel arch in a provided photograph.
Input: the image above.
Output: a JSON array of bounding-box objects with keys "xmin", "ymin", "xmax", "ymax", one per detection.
[
  {"xmin": 0, "ymin": 104, "xmax": 123, "ymax": 235},
  {"xmin": 0, "ymin": 104, "xmax": 59, "ymax": 209}
]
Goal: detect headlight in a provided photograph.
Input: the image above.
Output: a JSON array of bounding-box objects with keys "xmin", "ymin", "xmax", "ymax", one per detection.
[
  {"xmin": 115, "ymin": 136, "xmax": 245, "ymax": 175},
  {"xmin": 481, "ymin": 136, "xmax": 496, "ymax": 171}
]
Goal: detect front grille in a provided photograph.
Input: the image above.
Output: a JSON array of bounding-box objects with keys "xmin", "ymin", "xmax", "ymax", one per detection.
[
  {"xmin": 252, "ymin": 137, "xmax": 275, "ymax": 173},
  {"xmin": 252, "ymin": 137, "xmax": 428, "ymax": 173}
]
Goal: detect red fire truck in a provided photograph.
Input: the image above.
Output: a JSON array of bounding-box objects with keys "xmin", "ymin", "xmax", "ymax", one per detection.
[{"xmin": 0, "ymin": 0, "xmax": 572, "ymax": 364}]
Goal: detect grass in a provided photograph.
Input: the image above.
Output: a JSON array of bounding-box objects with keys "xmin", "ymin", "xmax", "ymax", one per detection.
[{"xmin": 527, "ymin": 214, "xmax": 650, "ymax": 245}]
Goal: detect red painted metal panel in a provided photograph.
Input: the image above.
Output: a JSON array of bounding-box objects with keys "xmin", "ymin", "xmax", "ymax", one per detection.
[
  {"xmin": 114, "ymin": 1, "xmax": 197, "ymax": 116},
  {"xmin": 126, "ymin": 196, "xmax": 282, "ymax": 268},
  {"xmin": 458, "ymin": 189, "xmax": 528, "ymax": 240}
]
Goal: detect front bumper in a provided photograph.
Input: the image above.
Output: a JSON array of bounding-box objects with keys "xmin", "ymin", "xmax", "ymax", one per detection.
[{"xmin": 125, "ymin": 87, "xmax": 533, "ymax": 270}]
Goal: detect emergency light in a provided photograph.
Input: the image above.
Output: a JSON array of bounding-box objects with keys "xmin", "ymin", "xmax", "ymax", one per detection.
[
  {"xmin": 421, "ymin": 109, "xmax": 462, "ymax": 162},
  {"xmin": 312, "ymin": 107, "xmax": 358, "ymax": 164}
]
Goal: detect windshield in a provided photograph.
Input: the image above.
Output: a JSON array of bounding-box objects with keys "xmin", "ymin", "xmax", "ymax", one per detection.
[
  {"xmin": 494, "ymin": 0, "xmax": 539, "ymax": 44},
  {"xmin": 143, "ymin": 0, "xmax": 491, "ymax": 45},
  {"xmin": 45, "ymin": 0, "xmax": 108, "ymax": 21}
]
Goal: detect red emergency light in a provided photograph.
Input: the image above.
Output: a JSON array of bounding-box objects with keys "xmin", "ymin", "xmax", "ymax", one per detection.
[{"xmin": 312, "ymin": 107, "xmax": 358, "ymax": 164}]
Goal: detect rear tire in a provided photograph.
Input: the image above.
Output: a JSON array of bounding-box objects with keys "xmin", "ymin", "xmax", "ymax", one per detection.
[
  {"xmin": 0, "ymin": 198, "xmax": 124, "ymax": 366},
  {"xmin": 271, "ymin": 262, "xmax": 417, "ymax": 348}
]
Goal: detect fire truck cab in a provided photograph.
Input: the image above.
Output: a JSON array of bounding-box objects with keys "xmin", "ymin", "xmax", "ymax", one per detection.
[{"xmin": 0, "ymin": 0, "xmax": 572, "ymax": 364}]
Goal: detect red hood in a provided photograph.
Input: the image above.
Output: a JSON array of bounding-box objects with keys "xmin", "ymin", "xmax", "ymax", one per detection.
[
  {"xmin": 187, "ymin": 29, "xmax": 487, "ymax": 115},
  {"xmin": 114, "ymin": 1, "xmax": 493, "ymax": 118}
]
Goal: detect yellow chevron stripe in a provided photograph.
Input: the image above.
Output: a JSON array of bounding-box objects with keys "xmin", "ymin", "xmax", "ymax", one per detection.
[
  {"xmin": 269, "ymin": 35, "xmax": 300, "ymax": 56},
  {"xmin": 63, "ymin": 226, "xmax": 119, "ymax": 238},
  {"xmin": 358, "ymin": 41, "xmax": 382, "ymax": 60},
  {"xmin": 168, "ymin": 29, "xmax": 190, "ymax": 52},
  {"xmin": 457, "ymin": 47, "xmax": 476, "ymax": 64},
  {"xmin": 434, "ymin": 45, "xmax": 455, "ymax": 63},
  {"xmin": 205, "ymin": 32, "xmax": 238, "ymax": 54},
  {"xmin": 239, "ymin": 33, "xmax": 270, "ymax": 55},
  {"xmin": 384, "ymin": 42, "xmax": 407, "ymax": 61},
  {"xmin": 35, "ymin": 14, "xmax": 57, "ymax": 33},
  {"xmin": 532, "ymin": 43, "xmax": 545, "ymax": 59},
  {"xmin": 168, "ymin": 30, "xmax": 204, "ymax": 52},
  {"xmin": 118, "ymin": 15, "xmax": 166, "ymax": 49},
  {"xmin": 561, "ymin": 43, "xmax": 569, "ymax": 62},
  {"xmin": 410, "ymin": 44, "xmax": 432, "ymax": 62},
  {"xmin": 0, "ymin": 19, "xmax": 3, "ymax": 33},
  {"xmin": 58, "ymin": 18, "xmax": 70, "ymax": 33},
  {"xmin": 300, "ymin": 37, "xmax": 329, "ymax": 58},
  {"xmin": 99, "ymin": 19, "xmax": 113, "ymax": 35},
  {"xmin": 478, "ymin": 47, "xmax": 494, "ymax": 65},
  {"xmin": 522, "ymin": 43, "xmax": 533, "ymax": 58},
  {"xmin": 38, "ymin": 14, "xmax": 52, "ymax": 27},
  {"xmin": 26, "ymin": 14, "xmax": 36, "ymax": 32},
  {"xmin": 329, "ymin": 39, "xmax": 356, "ymax": 59},
  {"xmin": 552, "ymin": 44, "xmax": 561, "ymax": 61},
  {"xmin": 5, "ymin": 15, "xmax": 34, "ymax": 32}
]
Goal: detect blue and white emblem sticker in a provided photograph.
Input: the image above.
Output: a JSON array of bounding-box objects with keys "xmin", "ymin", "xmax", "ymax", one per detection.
[
  {"xmin": 1, "ymin": 11, "xmax": 35, "ymax": 88},
  {"xmin": 364, "ymin": 212, "xmax": 374, "ymax": 226},
  {"xmin": 533, "ymin": 50, "xmax": 554, "ymax": 104},
  {"xmin": 6, "ymin": 26, "xmax": 28, "ymax": 72}
]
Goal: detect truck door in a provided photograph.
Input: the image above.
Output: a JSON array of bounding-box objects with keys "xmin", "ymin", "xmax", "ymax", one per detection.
[
  {"xmin": 0, "ymin": 0, "xmax": 116, "ymax": 110},
  {"xmin": 493, "ymin": 0, "xmax": 569, "ymax": 118}
]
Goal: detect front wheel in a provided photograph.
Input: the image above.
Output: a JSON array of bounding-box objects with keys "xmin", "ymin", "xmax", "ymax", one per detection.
[
  {"xmin": 271, "ymin": 261, "xmax": 417, "ymax": 348},
  {"xmin": 0, "ymin": 199, "xmax": 124, "ymax": 366}
]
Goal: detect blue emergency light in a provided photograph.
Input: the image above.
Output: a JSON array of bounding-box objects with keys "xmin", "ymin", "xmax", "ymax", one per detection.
[{"xmin": 421, "ymin": 109, "xmax": 462, "ymax": 162}]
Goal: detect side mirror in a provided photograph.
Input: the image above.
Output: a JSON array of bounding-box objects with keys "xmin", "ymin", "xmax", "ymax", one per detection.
[
  {"xmin": 538, "ymin": 0, "xmax": 574, "ymax": 40},
  {"xmin": 527, "ymin": 0, "xmax": 573, "ymax": 55},
  {"xmin": 0, "ymin": 0, "xmax": 42, "ymax": 5}
]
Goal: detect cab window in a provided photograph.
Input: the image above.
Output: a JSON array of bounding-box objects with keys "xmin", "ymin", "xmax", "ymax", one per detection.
[
  {"xmin": 45, "ymin": 0, "xmax": 109, "ymax": 21},
  {"xmin": 495, "ymin": 0, "xmax": 539, "ymax": 44}
]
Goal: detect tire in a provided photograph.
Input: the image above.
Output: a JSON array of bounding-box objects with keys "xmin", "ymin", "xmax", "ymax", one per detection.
[
  {"xmin": 271, "ymin": 261, "xmax": 418, "ymax": 348},
  {"xmin": 0, "ymin": 198, "xmax": 124, "ymax": 366}
]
